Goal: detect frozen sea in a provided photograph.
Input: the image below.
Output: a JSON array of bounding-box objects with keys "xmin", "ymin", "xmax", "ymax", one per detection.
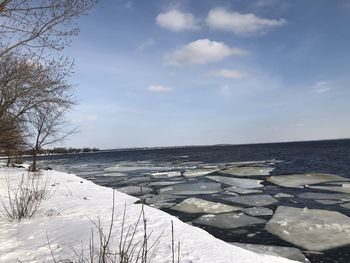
[{"xmin": 37, "ymin": 139, "xmax": 350, "ymax": 263}]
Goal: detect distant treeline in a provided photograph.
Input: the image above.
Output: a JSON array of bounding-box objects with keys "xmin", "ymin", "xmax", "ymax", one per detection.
[{"xmin": 20, "ymin": 147, "xmax": 100, "ymax": 155}]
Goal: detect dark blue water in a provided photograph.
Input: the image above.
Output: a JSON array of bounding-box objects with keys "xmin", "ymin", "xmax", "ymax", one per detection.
[{"xmin": 37, "ymin": 139, "xmax": 350, "ymax": 263}]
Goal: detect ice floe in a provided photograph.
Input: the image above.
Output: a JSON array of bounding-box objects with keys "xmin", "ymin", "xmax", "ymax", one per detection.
[
  {"xmin": 221, "ymin": 167, "xmax": 275, "ymax": 177},
  {"xmin": 341, "ymin": 202, "xmax": 350, "ymax": 209},
  {"xmin": 298, "ymin": 192, "xmax": 350, "ymax": 200},
  {"xmin": 225, "ymin": 187, "xmax": 263, "ymax": 194},
  {"xmin": 148, "ymin": 181, "xmax": 185, "ymax": 187},
  {"xmin": 171, "ymin": 197, "xmax": 241, "ymax": 214},
  {"xmin": 117, "ymin": 186, "xmax": 153, "ymax": 196},
  {"xmin": 158, "ymin": 182, "xmax": 221, "ymax": 195},
  {"xmin": 307, "ymin": 185, "xmax": 350, "ymax": 194},
  {"xmin": 184, "ymin": 168, "xmax": 219, "ymax": 177},
  {"xmin": 206, "ymin": 176, "xmax": 264, "ymax": 188},
  {"xmin": 242, "ymin": 207, "xmax": 274, "ymax": 217},
  {"xmin": 274, "ymin": 193, "xmax": 294, "ymax": 198},
  {"xmin": 193, "ymin": 212, "xmax": 266, "ymax": 229},
  {"xmin": 230, "ymin": 243, "xmax": 309, "ymax": 263},
  {"xmin": 265, "ymin": 206, "xmax": 350, "ymax": 251},
  {"xmin": 267, "ymin": 173, "xmax": 348, "ymax": 188},
  {"xmin": 314, "ymin": 199, "xmax": 343, "ymax": 205},
  {"xmin": 225, "ymin": 195, "xmax": 278, "ymax": 207}
]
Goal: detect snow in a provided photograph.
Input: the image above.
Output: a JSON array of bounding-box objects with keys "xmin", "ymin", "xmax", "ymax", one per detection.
[
  {"xmin": 265, "ymin": 206, "xmax": 350, "ymax": 251},
  {"xmin": 0, "ymin": 167, "xmax": 297, "ymax": 263}
]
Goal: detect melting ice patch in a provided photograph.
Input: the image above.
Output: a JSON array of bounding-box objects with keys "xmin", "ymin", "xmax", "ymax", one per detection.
[
  {"xmin": 193, "ymin": 212, "xmax": 266, "ymax": 229},
  {"xmin": 184, "ymin": 168, "xmax": 219, "ymax": 177},
  {"xmin": 298, "ymin": 192, "xmax": 350, "ymax": 200},
  {"xmin": 265, "ymin": 206, "xmax": 350, "ymax": 251},
  {"xmin": 225, "ymin": 187, "xmax": 263, "ymax": 194},
  {"xmin": 267, "ymin": 173, "xmax": 348, "ymax": 188},
  {"xmin": 306, "ymin": 185, "xmax": 350, "ymax": 194},
  {"xmin": 206, "ymin": 176, "xmax": 264, "ymax": 189},
  {"xmin": 171, "ymin": 197, "xmax": 241, "ymax": 214}
]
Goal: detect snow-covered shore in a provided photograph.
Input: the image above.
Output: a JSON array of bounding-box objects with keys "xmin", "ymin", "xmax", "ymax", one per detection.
[{"xmin": 0, "ymin": 167, "xmax": 297, "ymax": 263}]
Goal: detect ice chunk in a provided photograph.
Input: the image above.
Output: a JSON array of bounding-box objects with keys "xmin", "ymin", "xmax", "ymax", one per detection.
[
  {"xmin": 171, "ymin": 197, "xmax": 241, "ymax": 214},
  {"xmin": 150, "ymin": 202, "xmax": 176, "ymax": 209},
  {"xmin": 158, "ymin": 182, "xmax": 221, "ymax": 195},
  {"xmin": 151, "ymin": 171, "xmax": 182, "ymax": 177},
  {"xmin": 184, "ymin": 169, "xmax": 218, "ymax": 177},
  {"xmin": 265, "ymin": 206, "xmax": 350, "ymax": 251},
  {"xmin": 230, "ymin": 243, "xmax": 309, "ymax": 263},
  {"xmin": 206, "ymin": 176, "xmax": 263, "ymax": 189},
  {"xmin": 274, "ymin": 193, "xmax": 294, "ymax": 198},
  {"xmin": 225, "ymin": 187, "xmax": 263, "ymax": 194},
  {"xmin": 298, "ymin": 192, "xmax": 350, "ymax": 200},
  {"xmin": 193, "ymin": 212, "xmax": 266, "ymax": 229},
  {"xmin": 314, "ymin": 200, "xmax": 343, "ymax": 205},
  {"xmin": 243, "ymin": 207, "xmax": 274, "ymax": 216},
  {"xmin": 221, "ymin": 167, "xmax": 275, "ymax": 177},
  {"xmin": 148, "ymin": 181, "xmax": 185, "ymax": 187},
  {"xmin": 145, "ymin": 194, "xmax": 178, "ymax": 205},
  {"xmin": 225, "ymin": 195, "xmax": 278, "ymax": 207},
  {"xmin": 307, "ymin": 185, "xmax": 350, "ymax": 194},
  {"xmin": 267, "ymin": 173, "xmax": 348, "ymax": 188},
  {"xmin": 117, "ymin": 186, "xmax": 153, "ymax": 196},
  {"xmin": 341, "ymin": 202, "xmax": 350, "ymax": 209}
]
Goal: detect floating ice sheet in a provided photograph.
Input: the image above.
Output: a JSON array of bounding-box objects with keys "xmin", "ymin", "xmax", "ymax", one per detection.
[
  {"xmin": 265, "ymin": 206, "xmax": 350, "ymax": 251},
  {"xmin": 225, "ymin": 195, "xmax": 278, "ymax": 207},
  {"xmin": 158, "ymin": 182, "xmax": 221, "ymax": 195},
  {"xmin": 267, "ymin": 173, "xmax": 348, "ymax": 188},
  {"xmin": 225, "ymin": 187, "xmax": 263, "ymax": 194},
  {"xmin": 230, "ymin": 243, "xmax": 309, "ymax": 263},
  {"xmin": 314, "ymin": 200, "xmax": 343, "ymax": 205},
  {"xmin": 298, "ymin": 192, "xmax": 350, "ymax": 200},
  {"xmin": 148, "ymin": 181, "xmax": 185, "ymax": 187},
  {"xmin": 274, "ymin": 193, "xmax": 294, "ymax": 198},
  {"xmin": 184, "ymin": 169, "xmax": 219, "ymax": 177},
  {"xmin": 117, "ymin": 186, "xmax": 153, "ymax": 196},
  {"xmin": 221, "ymin": 167, "xmax": 275, "ymax": 177},
  {"xmin": 307, "ymin": 185, "xmax": 350, "ymax": 194},
  {"xmin": 206, "ymin": 176, "xmax": 263, "ymax": 189},
  {"xmin": 171, "ymin": 197, "xmax": 241, "ymax": 214},
  {"xmin": 341, "ymin": 202, "xmax": 350, "ymax": 209},
  {"xmin": 193, "ymin": 212, "xmax": 266, "ymax": 229},
  {"xmin": 243, "ymin": 207, "xmax": 274, "ymax": 217}
]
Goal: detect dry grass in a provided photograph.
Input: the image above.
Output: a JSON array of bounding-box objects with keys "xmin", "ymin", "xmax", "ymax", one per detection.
[{"xmin": 0, "ymin": 172, "xmax": 51, "ymax": 221}]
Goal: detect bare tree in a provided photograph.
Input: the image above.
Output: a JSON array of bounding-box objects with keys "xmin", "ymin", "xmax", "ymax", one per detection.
[
  {"xmin": 0, "ymin": 0, "xmax": 96, "ymax": 58},
  {"xmin": 26, "ymin": 104, "xmax": 76, "ymax": 171}
]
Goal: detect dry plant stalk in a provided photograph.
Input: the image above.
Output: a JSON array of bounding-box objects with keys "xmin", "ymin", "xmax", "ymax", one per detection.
[{"xmin": 0, "ymin": 172, "xmax": 51, "ymax": 221}]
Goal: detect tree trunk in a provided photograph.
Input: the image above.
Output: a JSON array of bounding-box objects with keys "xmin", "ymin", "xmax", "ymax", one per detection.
[{"xmin": 32, "ymin": 149, "xmax": 37, "ymax": 172}]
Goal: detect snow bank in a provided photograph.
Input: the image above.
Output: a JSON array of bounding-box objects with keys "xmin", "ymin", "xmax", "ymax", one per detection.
[{"xmin": 0, "ymin": 167, "xmax": 297, "ymax": 263}]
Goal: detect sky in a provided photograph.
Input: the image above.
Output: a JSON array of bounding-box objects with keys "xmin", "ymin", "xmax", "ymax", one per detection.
[{"xmin": 62, "ymin": 0, "xmax": 350, "ymax": 149}]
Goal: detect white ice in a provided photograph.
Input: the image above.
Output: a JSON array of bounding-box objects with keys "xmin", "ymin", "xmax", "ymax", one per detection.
[
  {"xmin": 171, "ymin": 197, "xmax": 241, "ymax": 214},
  {"xmin": 206, "ymin": 176, "xmax": 264, "ymax": 189},
  {"xmin": 265, "ymin": 206, "xmax": 350, "ymax": 251}
]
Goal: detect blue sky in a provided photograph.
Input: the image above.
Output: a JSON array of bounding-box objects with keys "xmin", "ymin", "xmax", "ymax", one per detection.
[{"xmin": 63, "ymin": 0, "xmax": 350, "ymax": 149}]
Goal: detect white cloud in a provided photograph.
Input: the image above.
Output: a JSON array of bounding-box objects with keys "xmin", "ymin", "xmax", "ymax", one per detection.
[
  {"xmin": 209, "ymin": 69, "xmax": 247, "ymax": 79},
  {"xmin": 165, "ymin": 39, "xmax": 249, "ymax": 66},
  {"xmin": 311, "ymin": 81, "xmax": 332, "ymax": 93},
  {"xmin": 156, "ymin": 10, "xmax": 199, "ymax": 32},
  {"xmin": 206, "ymin": 8, "xmax": 287, "ymax": 36},
  {"xmin": 148, "ymin": 85, "xmax": 173, "ymax": 92}
]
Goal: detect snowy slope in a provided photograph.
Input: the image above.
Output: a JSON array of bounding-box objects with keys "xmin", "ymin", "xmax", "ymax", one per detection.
[{"xmin": 0, "ymin": 167, "xmax": 297, "ymax": 263}]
